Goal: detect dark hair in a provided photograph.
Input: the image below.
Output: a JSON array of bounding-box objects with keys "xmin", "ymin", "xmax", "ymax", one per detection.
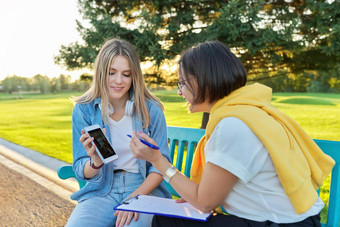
[{"xmin": 179, "ymin": 41, "xmax": 247, "ymax": 104}]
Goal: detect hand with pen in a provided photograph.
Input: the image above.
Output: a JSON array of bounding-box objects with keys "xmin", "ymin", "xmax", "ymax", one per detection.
[
  {"xmin": 128, "ymin": 131, "xmax": 162, "ymax": 163},
  {"xmin": 127, "ymin": 134, "xmax": 159, "ymax": 150}
]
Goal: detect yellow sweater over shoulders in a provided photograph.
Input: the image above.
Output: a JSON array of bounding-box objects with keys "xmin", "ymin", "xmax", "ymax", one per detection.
[{"xmin": 191, "ymin": 83, "xmax": 335, "ymax": 214}]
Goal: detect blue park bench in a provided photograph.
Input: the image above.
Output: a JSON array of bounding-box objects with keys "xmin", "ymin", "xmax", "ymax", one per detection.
[{"xmin": 58, "ymin": 126, "xmax": 340, "ymax": 227}]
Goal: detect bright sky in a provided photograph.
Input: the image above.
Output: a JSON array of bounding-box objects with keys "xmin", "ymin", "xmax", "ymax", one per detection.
[{"xmin": 0, "ymin": 0, "xmax": 88, "ymax": 81}]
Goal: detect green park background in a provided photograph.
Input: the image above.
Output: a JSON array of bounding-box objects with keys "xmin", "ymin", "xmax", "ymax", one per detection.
[
  {"xmin": 0, "ymin": 90, "xmax": 339, "ymax": 165},
  {"xmin": 0, "ymin": 89, "xmax": 339, "ymax": 223},
  {"xmin": 1, "ymin": 0, "xmax": 340, "ymax": 224}
]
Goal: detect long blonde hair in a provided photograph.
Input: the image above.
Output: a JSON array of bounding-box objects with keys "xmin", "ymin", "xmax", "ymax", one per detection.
[{"xmin": 72, "ymin": 38, "xmax": 163, "ymax": 128}]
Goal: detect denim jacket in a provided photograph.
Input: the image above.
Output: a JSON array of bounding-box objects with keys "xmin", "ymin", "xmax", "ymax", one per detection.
[{"xmin": 71, "ymin": 97, "xmax": 171, "ymax": 201}]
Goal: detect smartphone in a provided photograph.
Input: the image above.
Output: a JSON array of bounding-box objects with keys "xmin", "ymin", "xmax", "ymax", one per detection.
[{"xmin": 84, "ymin": 124, "xmax": 118, "ymax": 164}]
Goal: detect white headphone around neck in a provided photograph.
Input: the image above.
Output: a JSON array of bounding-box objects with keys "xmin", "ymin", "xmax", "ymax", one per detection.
[
  {"xmin": 124, "ymin": 100, "xmax": 134, "ymax": 116},
  {"xmin": 103, "ymin": 100, "xmax": 134, "ymax": 116}
]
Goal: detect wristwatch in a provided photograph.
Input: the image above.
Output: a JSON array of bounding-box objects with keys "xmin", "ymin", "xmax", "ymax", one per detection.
[
  {"xmin": 90, "ymin": 158, "xmax": 104, "ymax": 169},
  {"xmin": 163, "ymin": 165, "xmax": 179, "ymax": 183}
]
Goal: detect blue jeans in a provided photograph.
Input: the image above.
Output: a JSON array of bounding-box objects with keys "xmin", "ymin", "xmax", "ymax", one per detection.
[{"xmin": 66, "ymin": 171, "xmax": 153, "ymax": 227}]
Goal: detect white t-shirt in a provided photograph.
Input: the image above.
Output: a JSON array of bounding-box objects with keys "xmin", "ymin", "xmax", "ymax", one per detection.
[
  {"xmin": 204, "ymin": 117, "xmax": 324, "ymax": 223},
  {"xmin": 108, "ymin": 115, "xmax": 138, "ymax": 173}
]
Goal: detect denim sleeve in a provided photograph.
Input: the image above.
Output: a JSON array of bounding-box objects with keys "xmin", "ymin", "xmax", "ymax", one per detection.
[
  {"xmin": 72, "ymin": 103, "xmax": 103, "ymax": 182},
  {"xmin": 146, "ymin": 102, "xmax": 171, "ymax": 175}
]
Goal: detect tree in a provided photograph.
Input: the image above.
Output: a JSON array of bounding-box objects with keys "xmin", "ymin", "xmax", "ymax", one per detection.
[
  {"xmin": 50, "ymin": 77, "xmax": 61, "ymax": 93},
  {"xmin": 55, "ymin": 0, "xmax": 340, "ymax": 81},
  {"xmin": 32, "ymin": 74, "xmax": 51, "ymax": 94},
  {"xmin": 79, "ymin": 73, "xmax": 93, "ymax": 82},
  {"xmin": 55, "ymin": 0, "xmax": 340, "ymax": 128},
  {"xmin": 58, "ymin": 74, "xmax": 72, "ymax": 91},
  {"xmin": 71, "ymin": 73, "xmax": 93, "ymax": 91},
  {"xmin": 1, "ymin": 76, "xmax": 30, "ymax": 94}
]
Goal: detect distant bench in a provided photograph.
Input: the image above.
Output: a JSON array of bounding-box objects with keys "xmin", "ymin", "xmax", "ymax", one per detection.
[{"xmin": 57, "ymin": 126, "xmax": 340, "ymax": 227}]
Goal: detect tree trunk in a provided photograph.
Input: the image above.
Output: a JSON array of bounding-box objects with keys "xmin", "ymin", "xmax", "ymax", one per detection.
[{"xmin": 200, "ymin": 112, "xmax": 209, "ymax": 129}]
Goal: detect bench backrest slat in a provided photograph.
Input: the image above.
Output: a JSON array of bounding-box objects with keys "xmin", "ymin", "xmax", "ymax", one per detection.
[
  {"xmin": 314, "ymin": 139, "xmax": 340, "ymax": 227},
  {"xmin": 167, "ymin": 126, "xmax": 205, "ymax": 178}
]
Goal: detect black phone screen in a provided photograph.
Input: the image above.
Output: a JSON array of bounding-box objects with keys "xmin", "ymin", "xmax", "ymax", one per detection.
[{"xmin": 88, "ymin": 128, "xmax": 116, "ymax": 159}]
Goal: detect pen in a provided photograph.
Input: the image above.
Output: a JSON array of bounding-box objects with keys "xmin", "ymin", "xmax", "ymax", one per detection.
[
  {"xmin": 122, "ymin": 195, "xmax": 139, "ymax": 204},
  {"xmin": 127, "ymin": 134, "xmax": 160, "ymax": 150}
]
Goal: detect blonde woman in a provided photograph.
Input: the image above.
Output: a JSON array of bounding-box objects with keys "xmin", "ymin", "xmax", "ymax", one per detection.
[{"xmin": 66, "ymin": 39, "xmax": 171, "ymax": 227}]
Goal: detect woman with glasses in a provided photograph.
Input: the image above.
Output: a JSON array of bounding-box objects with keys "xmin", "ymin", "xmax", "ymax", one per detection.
[{"xmin": 129, "ymin": 40, "xmax": 334, "ymax": 227}]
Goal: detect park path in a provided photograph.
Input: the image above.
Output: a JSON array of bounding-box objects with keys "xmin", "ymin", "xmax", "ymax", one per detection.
[
  {"xmin": 0, "ymin": 162, "xmax": 74, "ymax": 226},
  {"xmin": 0, "ymin": 139, "xmax": 77, "ymax": 226}
]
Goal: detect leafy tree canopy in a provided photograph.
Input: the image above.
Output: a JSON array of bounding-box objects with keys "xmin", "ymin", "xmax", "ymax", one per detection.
[{"xmin": 55, "ymin": 0, "xmax": 340, "ymax": 82}]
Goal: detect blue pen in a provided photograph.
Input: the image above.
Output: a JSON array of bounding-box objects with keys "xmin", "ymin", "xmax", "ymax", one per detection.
[{"xmin": 127, "ymin": 134, "xmax": 160, "ymax": 150}]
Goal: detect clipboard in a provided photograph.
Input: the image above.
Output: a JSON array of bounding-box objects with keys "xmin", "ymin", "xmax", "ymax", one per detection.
[{"xmin": 114, "ymin": 195, "xmax": 212, "ymax": 222}]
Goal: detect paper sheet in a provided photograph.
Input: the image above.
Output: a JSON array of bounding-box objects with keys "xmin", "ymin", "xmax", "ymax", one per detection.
[{"xmin": 114, "ymin": 195, "xmax": 212, "ymax": 221}]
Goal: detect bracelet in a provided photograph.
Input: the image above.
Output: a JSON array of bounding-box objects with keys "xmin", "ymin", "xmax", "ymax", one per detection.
[
  {"xmin": 90, "ymin": 158, "xmax": 104, "ymax": 169},
  {"xmin": 163, "ymin": 165, "xmax": 179, "ymax": 183}
]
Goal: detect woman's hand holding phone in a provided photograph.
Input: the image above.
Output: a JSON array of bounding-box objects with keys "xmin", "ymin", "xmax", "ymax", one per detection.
[
  {"xmin": 84, "ymin": 124, "xmax": 118, "ymax": 164},
  {"xmin": 80, "ymin": 129, "xmax": 103, "ymax": 167}
]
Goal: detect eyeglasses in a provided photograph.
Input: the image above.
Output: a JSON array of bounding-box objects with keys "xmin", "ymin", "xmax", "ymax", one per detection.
[{"xmin": 177, "ymin": 78, "xmax": 192, "ymax": 91}]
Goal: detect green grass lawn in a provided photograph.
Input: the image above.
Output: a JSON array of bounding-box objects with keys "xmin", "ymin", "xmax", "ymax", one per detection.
[
  {"xmin": 0, "ymin": 90, "xmax": 339, "ymax": 162},
  {"xmin": 0, "ymin": 92, "xmax": 77, "ymax": 163},
  {"xmin": 0, "ymin": 90, "xmax": 339, "ymax": 223}
]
